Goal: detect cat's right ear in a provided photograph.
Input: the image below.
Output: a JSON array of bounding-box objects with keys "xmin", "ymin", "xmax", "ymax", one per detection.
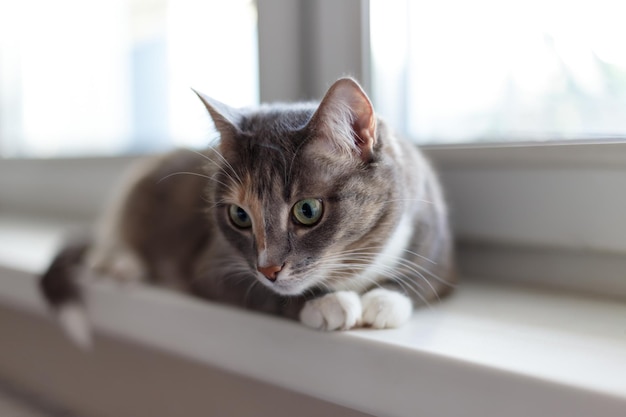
[
  {"xmin": 305, "ymin": 78, "xmax": 377, "ymax": 163},
  {"xmin": 192, "ymin": 89, "xmax": 242, "ymax": 138}
]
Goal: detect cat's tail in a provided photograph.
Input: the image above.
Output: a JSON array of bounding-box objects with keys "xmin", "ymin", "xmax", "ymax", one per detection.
[{"xmin": 39, "ymin": 236, "xmax": 93, "ymax": 349}]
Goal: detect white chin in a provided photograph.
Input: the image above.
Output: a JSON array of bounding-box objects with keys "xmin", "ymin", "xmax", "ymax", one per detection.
[
  {"xmin": 256, "ymin": 275, "xmax": 308, "ymax": 296},
  {"xmin": 273, "ymin": 285, "xmax": 307, "ymax": 296}
]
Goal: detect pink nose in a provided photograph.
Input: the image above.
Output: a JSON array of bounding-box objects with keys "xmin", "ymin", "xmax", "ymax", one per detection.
[{"xmin": 257, "ymin": 264, "xmax": 283, "ymax": 282}]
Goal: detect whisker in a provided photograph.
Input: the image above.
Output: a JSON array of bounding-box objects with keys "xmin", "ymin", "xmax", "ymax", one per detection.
[
  {"xmin": 156, "ymin": 171, "xmax": 239, "ymax": 199},
  {"xmin": 287, "ymin": 138, "xmax": 309, "ymax": 185},
  {"xmin": 399, "ymin": 248, "xmax": 437, "ymax": 265},
  {"xmin": 379, "ymin": 198, "xmax": 436, "ymax": 205},
  {"xmin": 158, "ymin": 171, "xmax": 213, "ymax": 184},
  {"xmin": 257, "ymin": 143, "xmax": 290, "ymax": 185},
  {"xmin": 244, "ymin": 279, "xmax": 260, "ymax": 306},
  {"xmin": 206, "ymin": 147, "xmax": 244, "ymax": 186},
  {"xmin": 319, "ymin": 248, "xmax": 448, "ymax": 303},
  {"xmin": 327, "ymin": 245, "xmax": 437, "ymax": 265},
  {"xmin": 323, "ymin": 267, "xmax": 432, "ymax": 308},
  {"xmin": 183, "ymin": 147, "xmax": 243, "ymax": 184},
  {"xmin": 324, "ymin": 249, "xmax": 453, "ymax": 290}
]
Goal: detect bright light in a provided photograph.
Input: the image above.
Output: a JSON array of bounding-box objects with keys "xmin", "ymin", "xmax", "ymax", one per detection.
[
  {"xmin": 371, "ymin": 0, "xmax": 626, "ymax": 143},
  {"xmin": 0, "ymin": 0, "xmax": 258, "ymax": 157}
]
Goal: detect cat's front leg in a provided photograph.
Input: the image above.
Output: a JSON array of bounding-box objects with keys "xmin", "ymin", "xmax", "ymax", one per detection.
[
  {"xmin": 360, "ymin": 288, "xmax": 413, "ymax": 329},
  {"xmin": 299, "ymin": 291, "xmax": 362, "ymax": 331}
]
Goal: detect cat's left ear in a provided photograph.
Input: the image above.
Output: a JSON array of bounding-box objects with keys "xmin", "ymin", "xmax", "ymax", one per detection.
[
  {"xmin": 307, "ymin": 78, "xmax": 377, "ymax": 162},
  {"xmin": 192, "ymin": 89, "xmax": 241, "ymax": 138}
]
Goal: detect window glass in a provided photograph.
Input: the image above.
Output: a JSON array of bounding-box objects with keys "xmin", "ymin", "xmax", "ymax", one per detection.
[
  {"xmin": 370, "ymin": 0, "xmax": 626, "ymax": 144},
  {"xmin": 0, "ymin": 0, "xmax": 258, "ymax": 157}
]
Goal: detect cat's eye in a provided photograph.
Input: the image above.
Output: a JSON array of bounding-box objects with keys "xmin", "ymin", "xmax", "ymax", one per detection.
[
  {"xmin": 292, "ymin": 198, "xmax": 323, "ymax": 226},
  {"xmin": 229, "ymin": 205, "xmax": 252, "ymax": 228}
]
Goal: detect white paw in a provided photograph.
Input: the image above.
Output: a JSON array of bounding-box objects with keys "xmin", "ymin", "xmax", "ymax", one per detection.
[
  {"xmin": 87, "ymin": 247, "xmax": 145, "ymax": 284},
  {"xmin": 300, "ymin": 291, "xmax": 362, "ymax": 331},
  {"xmin": 57, "ymin": 303, "xmax": 92, "ymax": 349},
  {"xmin": 361, "ymin": 289, "xmax": 412, "ymax": 329},
  {"xmin": 108, "ymin": 251, "xmax": 146, "ymax": 283}
]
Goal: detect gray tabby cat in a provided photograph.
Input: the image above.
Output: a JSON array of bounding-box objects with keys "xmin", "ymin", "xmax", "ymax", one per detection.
[{"xmin": 40, "ymin": 78, "xmax": 455, "ymax": 346}]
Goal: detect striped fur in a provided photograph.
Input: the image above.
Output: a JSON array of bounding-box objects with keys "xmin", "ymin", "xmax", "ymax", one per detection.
[{"xmin": 40, "ymin": 78, "xmax": 455, "ymax": 340}]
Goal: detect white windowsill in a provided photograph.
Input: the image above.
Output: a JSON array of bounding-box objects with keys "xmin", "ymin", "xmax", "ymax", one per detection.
[{"xmin": 1, "ymin": 216, "xmax": 625, "ymax": 417}]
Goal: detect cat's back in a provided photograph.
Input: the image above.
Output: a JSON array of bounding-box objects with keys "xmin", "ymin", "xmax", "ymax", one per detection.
[{"xmin": 110, "ymin": 148, "xmax": 218, "ymax": 281}]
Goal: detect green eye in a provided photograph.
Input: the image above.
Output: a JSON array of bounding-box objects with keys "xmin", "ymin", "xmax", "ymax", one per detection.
[
  {"xmin": 292, "ymin": 198, "xmax": 323, "ymax": 226},
  {"xmin": 229, "ymin": 205, "xmax": 252, "ymax": 228}
]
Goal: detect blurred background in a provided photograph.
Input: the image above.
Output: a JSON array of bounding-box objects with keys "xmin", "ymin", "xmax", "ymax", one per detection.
[
  {"xmin": 1, "ymin": 0, "xmax": 625, "ymax": 158},
  {"xmin": 1, "ymin": 2, "xmax": 625, "ymax": 416}
]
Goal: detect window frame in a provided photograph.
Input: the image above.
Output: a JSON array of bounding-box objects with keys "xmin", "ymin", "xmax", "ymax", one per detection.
[
  {"xmin": 262, "ymin": 0, "xmax": 626, "ymax": 298},
  {"xmin": 1, "ymin": 0, "xmax": 625, "ymax": 296}
]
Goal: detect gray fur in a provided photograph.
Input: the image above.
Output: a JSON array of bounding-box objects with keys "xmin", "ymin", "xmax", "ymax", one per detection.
[{"xmin": 41, "ymin": 78, "xmax": 455, "ymax": 332}]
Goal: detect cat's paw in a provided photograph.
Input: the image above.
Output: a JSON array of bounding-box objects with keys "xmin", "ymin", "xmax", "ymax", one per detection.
[
  {"xmin": 299, "ymin": 291, "xmax": 362, "ymax": 331},
  {"xmin": 108, "ymin": 251, "xmax": 146, "ymax": 283},
  {"xmin": 361, "ymin": 289, "xmax": 413, "ymax": 329},
  {"xmin": 87, "ymin": 248, "xmax": 146, "ymax": 284}
]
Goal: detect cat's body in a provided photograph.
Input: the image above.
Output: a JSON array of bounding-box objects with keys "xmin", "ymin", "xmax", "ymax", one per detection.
[{"xmin": 41, "ymin": 78, "xmax": 455, "ymax": 345}]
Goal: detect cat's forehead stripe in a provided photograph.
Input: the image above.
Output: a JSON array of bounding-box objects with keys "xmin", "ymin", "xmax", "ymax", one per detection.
[
  {"xmin": 234, "ymin": 176, "xmax": 266, "ymax": 251},
  {"xmin": 231, "ymin": 172, "xmax": 295, "ymax": 259}
]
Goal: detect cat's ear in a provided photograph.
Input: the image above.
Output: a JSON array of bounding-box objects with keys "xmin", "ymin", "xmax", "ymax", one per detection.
[
  {"xmin": 192, "ymin": 89, "xmax": 241, "ymax": 137},
  {"xmin": 307, "ymin": 78, "xmax": 377, "ymax": 162}
]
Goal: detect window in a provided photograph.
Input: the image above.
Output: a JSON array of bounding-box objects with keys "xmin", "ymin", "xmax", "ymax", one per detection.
[
  {"xmin": 370, "ymin": 0, "xmax": 626, "ymax": 144},
  {"xmin": 2, "ymin": 0, "xmax": 625, "ymax": 292},
  {"xmin": 0, "ymin": 0, "xmax": 258, "ymax": 157}
]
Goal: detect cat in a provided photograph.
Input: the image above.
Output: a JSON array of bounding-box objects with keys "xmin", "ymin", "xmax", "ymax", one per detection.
[{"xmin": 40, "ymin": 77, "xmax": 455, "ymax": 347}]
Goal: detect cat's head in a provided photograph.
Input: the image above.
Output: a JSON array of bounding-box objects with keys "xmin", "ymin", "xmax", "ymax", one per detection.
[{"xmin": 195, "ymin": 78, "xmax": 402, "ymax": 296}]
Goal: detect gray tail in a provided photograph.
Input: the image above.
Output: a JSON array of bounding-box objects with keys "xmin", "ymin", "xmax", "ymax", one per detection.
[{"xmin": 40, "ymin": 237, "xmax": 93, "ymax": 348}]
